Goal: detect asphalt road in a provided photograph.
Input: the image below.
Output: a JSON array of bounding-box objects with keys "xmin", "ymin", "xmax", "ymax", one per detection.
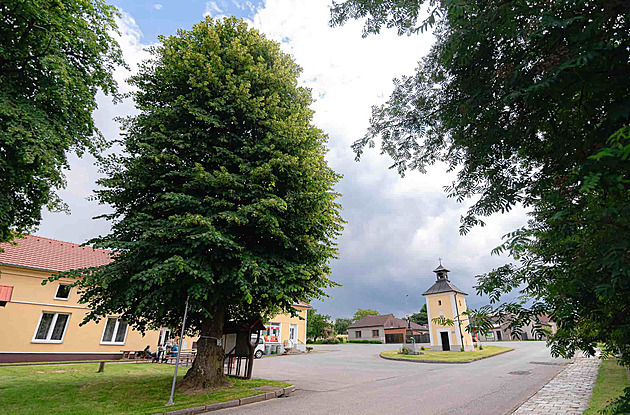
[{"xmin": 216, "ymin": 341, "xmax": 570, "ymax": 415}]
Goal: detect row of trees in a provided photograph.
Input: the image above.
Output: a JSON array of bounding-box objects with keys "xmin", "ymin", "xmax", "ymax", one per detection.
[{"xmin": 3, "ymin": 2, "xmax": 344, "ymax": 390}]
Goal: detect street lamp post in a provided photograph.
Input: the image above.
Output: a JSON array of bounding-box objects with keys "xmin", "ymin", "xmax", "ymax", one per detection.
[{"xmin": 167, "ymin": 296, "xmax": 189, "ymax": 406}]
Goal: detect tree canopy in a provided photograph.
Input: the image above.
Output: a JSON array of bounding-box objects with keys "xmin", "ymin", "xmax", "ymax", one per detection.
[
  {"xmin": 331, "ymin": 1, "xmax": 630, "ymax": 409},
  {"xmin": 334, "ymin": 317, "xmax": 353, "ymax": 334},
  {"xmin": 307, "ymin": 309, "xmax": 333, "ymax": 341},
  {"xmin": 65, "ymin": 17, "xmax": 343, "ymax": 390},
  {"xmin": 410, "ymin": 304, "xmax": 427, "ymax": 325},
  {"xmin": 0, "ymin": 0, "xmax": 123, "ymax": 243},
  {"xmin": 352, "ymin": 308, "xmax": 379, "ymax": 322}
]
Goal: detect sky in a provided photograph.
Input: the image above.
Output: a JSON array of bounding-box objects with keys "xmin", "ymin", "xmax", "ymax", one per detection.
[{"xmin": 36, "ymin": 0, "xmax": 528, "ymax": 320}]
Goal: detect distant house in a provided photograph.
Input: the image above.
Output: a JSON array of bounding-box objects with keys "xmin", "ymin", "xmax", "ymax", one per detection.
[
  {"xmin": 347, "ymin": 314, "xmax": 428, "ymax": 344},
  {"xmin": 477, "ymin": 314, "xmax": 558, "ymax": 342}
]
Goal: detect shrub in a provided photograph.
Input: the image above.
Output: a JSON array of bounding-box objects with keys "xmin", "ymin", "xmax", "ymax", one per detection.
[
  {"xmin": 400, "ymin": 347, "xmax": 410, "ymax": 355},
  {"xmin": 479, "ymin": 344, "xmax": 484, "ymax": 350},
  {"xmin": 460, "ymin": 347, "xmax": 465, "ymax": 352},
  {"xmin": 420, "ymin": 346, "xmax": 425, "ymax": 350},
  {"xmin": 347, "ymin": 340, "xmax": 383, "ymax": 344}
]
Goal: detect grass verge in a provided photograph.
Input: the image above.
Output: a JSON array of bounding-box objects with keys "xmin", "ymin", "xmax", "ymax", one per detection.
[
  {"xmin": 584, "ymin": 359, "xmax": 629, "ymax": 415},
  {"xmin": 380, "ymin": 345, "xmax": 513, "ymax": 362},
  {"xmin": 0, "ymin": 362, "xmax": 288, "ymax": 415},
  {"xmin": 0, "ymin": 359, "xmax": 126, "ymax": 367}
]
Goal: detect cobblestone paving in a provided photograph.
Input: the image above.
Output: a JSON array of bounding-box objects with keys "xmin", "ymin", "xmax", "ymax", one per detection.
[{"xmin": 513, "ymin": 355, "xmax": 601, "ymax": 414}]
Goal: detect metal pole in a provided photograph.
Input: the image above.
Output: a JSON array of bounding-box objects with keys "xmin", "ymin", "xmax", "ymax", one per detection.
[
  {"xmin": 454, "ymin": 293, "xmax": 465, "ymax": 350},
  {"xmin": 167, "ymin": 296, "xmax": 189, "ymax": 406},
  {"xmin": 405, "ymin": 294, "xmax": 409, "ymax": 311}
]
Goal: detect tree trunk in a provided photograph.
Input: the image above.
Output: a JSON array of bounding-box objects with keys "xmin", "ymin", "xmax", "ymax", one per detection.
[{"xmin": 179, "ymin": 304, "xmax": 229, "ymax": 392}]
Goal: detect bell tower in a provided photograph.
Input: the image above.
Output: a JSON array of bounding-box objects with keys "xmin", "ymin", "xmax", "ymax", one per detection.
[{"xmin": 423, "ymin": 262, "xmax": 474, "ymax": 351}]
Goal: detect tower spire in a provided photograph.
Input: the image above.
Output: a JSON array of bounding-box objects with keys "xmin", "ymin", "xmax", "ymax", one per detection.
[{"xmin": 433, "ymin": 261, "xmax": 450, "ymax": 281}]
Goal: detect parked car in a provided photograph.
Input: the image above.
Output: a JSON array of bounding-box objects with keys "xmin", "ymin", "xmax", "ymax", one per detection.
[{"xmin": 251, "ymin": 335, "xmax": 265, "ymax": 359}]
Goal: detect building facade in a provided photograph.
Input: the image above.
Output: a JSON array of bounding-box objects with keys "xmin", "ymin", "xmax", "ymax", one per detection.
[
  {"xmin": 423, "ymin": 264, "xmax": 474, "ymax": 351},
  {"xmin": 0, "ymin": 235, "xmax": 309, "ymax": 362},
  {"xmin": 477, "ymin": 314, "xmax": 557, "ymax": 342},
  {"xmin": 347, "ymin": 314, "xmax": 428, "ymax": 344},
  {"xmin": 0, "ymin": 236, "xmax": 159, "ymax": 362}
]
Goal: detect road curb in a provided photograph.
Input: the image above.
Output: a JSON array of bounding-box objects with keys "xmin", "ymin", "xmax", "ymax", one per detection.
[
  {"xmin": 379, "ymin": 348, "xmax": 514, "ymax": 364},
  {"xmin": 151, "ymin": 385, "xmax": 295, "ymax": 415}
]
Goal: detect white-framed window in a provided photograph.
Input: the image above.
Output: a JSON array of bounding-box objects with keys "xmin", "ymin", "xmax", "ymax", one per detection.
[
  {"xmin": 32, "ymin": 312, "xmax": 71, "ymax": 343},
  {"xmin": 101, "ymin": 317, "xmax": 129, "ymax": 345},
  {"xmin": 54, "ymin": 284, "xmax": 71, "ymax": 300}
]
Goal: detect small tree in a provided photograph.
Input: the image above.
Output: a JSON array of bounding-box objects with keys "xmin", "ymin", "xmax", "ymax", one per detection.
[
  {"xmin": 307, "ymin": 309, "xmax": 332, "ymax": 341},
  {"xmin": 352, "ymin": 308, "xmax": 379, "ymax": 322},
  {"xmin": 334, "ymin": 317, "xmax": 353, "ymax": 334},
  {"xmin": 410, "ymin": 304, "xmax": 428, "ymax": 325},
  {"xmin": 64, "ymin": 17, "xmax": 343, "ymax": 391},
  {"xmin": 431, "ymin": 306, "xmax": 495, "ymax": 344},
  {"xmin": 0, "ymin": 0, "xmax": 124, "ymax": 243}
]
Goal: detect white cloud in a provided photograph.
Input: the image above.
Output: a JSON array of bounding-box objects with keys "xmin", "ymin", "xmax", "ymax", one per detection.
[
  {"xmin": 153, "ymin": 3, "xmax": 163, "ymax": 10},
  {"xmin": 204, "ymin": 1, "xmax": 226, "ymax": 18},
  {"xmin": 38, "ymin": 10, "xmax": 154, "ymax": 244},
  {"xmin": 250, "ymin": 0, "xmax": 529, "ymax": 317}
]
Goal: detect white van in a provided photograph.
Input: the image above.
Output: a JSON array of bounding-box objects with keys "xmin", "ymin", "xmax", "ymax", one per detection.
[{"xmin": 251, "ymin": 335, "xmax": 265, "ymax": 359}]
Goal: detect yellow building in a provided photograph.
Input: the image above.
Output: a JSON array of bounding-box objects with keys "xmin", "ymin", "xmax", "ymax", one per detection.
[
  {"xmin": 0, "ymin": 235, "xmax": 160, "ymax": 362},
  {"xmin": 0, "ymin": 235, "xmax": 309, "ymax": 362},
  {"xmin": 423, "ymin": 263, "xmax": 474, "ymax": 351}
]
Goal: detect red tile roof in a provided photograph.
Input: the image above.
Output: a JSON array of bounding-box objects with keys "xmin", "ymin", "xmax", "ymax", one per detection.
[
  {"xmin": 0, "ymin": 235, "xmax": 112, "ymax": 272},
  {"xmin": 293, "ymin": 300, "xmax": 312, "ymax": 308}
]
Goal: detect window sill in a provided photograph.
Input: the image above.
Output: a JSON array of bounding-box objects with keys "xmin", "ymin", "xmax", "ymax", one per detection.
[
  {"xmin": 31, "ymin": 340, "xmax": 64, "ymax": 344},
  {"xmin": 100, "ymin": 342, "xmax": 126, "ymax": 346},
  {"xmin": 53, "ymin": 297, "xmax": 70, "ymax": 301}
]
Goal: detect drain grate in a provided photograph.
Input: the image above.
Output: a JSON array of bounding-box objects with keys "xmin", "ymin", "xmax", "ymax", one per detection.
[{"xmin": 508, "ymin": 370, "xmax": 531, "ymax": 376}]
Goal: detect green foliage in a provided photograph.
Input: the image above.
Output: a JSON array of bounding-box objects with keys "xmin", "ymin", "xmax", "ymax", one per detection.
[
  {"xmin": 399, "ymin": 347, "xmax": 410, "ymax": 355},
  {"xmin": 0, "ymin": 0, "xmax": 124, "ymax": 243},
  {"xmin": 59, "ymin": 16, "xmax": 343, "ymax": 350},
  {"xmin": 333, "ymin": 1, "xmax": 630, "ymax": 409},
  {"xmin": 307, "ymin": 309, "xmax": 333, "ymax": 341},
  {"xmin": 347, "ymin": 340, "xmax": 382, "ymax": 344},
  {"xmin": 410, "ymin": 304, "xmax": 428, "ymax": 325},
  {"xmin": 352, "ymin": 308, "xmax": 379, "ymax": 322},
  {"xmin": 334, "ymin": 317, "xmax": 353, "ymax": 334}
]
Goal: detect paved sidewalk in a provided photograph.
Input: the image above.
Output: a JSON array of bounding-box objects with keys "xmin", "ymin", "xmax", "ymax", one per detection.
[{"xmin": 512, "ymin": 354, "xmax": 601, "ymax": 414}]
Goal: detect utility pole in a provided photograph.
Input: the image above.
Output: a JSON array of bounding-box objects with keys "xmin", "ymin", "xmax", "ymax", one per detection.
[{"xmin": 453, "ymin": 293, "xmax": 465, "ymax": 350}]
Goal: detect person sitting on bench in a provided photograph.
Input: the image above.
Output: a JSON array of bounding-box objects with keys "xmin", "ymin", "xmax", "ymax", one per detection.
[
  {"xmin": 170, "ymin": 343, "xmax": 179, "ymax": 358},
  {"xmin": 142, "ymin": 345, "xmax": 155, "ymax": 359}
]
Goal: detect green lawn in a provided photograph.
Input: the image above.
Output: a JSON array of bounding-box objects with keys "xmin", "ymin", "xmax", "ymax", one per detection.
[
  {"xmin": 584, "ymin": 359, "xmax": 630, "ymax": 415},
  {"xmin": 381, "ymin": 345, "xmax": 513, "ymax": 362},
  {"xmin": 0, "ymin": 359, "xmax": 124, "ymax": 367},
  {"xmin": 0, "ymin": 363, "xmax": 289, "ymax": 415}
]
